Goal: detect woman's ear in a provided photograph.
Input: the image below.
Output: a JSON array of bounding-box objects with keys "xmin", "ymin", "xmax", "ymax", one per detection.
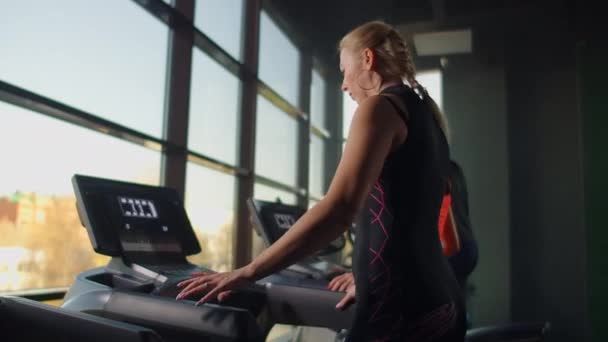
[{"xmin": 362, "ymin": 48, "xmax": 375, "ymax": 70}]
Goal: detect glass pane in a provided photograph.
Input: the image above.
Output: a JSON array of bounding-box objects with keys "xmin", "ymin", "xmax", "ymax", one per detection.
[
  {"xmin": 255, "ymin": 96, "xmax": 298, "ymax": 186},
  {"xmin": 189, "ymin": 50, "xmax": 240, "ymax": 166},
  {"xmin": 194, "ymin": 0, "xmax": 244, "ymax": 61},
  {"xmin": 308, "ymin": 198, "xmax": 320, "ymax": 209},
  {"xmin": 310, "ymin": 70, "xmax": 327, "ymax": 129},
  {"xmin": 253, "ymin": 183, "xmax": 297, "ymax": 205},
  {"xmin": 259, "ymin": 11, "xmax": 300, "ymax": 106},
  {"xmin": 309, "ymin": 134, "xmax": 325, "ymax": 197},
  {"xmin": 417, "ymin": 69, "xmax": 443, "ymax": 110},
  {"xmin": 342, "ymin": 92, "xmax": 358, "ymax": 140},
  {"xmin": 0, "ymin": 0, "xmax": 168, "ymax": 138},
  {"xmin": 0, "ymin": 102, "xmax": 160, "ymax": 293},
  {"xmin": 185, "ymin": 163, "xmax": 235, "ymax": 272}
]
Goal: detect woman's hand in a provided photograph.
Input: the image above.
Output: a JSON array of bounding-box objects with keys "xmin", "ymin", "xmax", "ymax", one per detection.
[
  {"xmin": 328, "ymin": 272, "xmax": 354, "ymax": 292},
  {"xmin": 175, "ymin": 266, "xmax": 254, "ymax": 306},
  {"xmin": 329, "ymin": 272, "xmax": 356, "ymax": 310},
  {"xmin": 335, "ymin": 282, "xmax": 356, "ymax": 311}
]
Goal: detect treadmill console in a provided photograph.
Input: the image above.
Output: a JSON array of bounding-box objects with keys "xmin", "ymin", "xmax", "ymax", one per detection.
[
  {"xmin": 72, "ymin": 174, "xmax": 200, "ymax": 261},
  {"xmin": 247, "ymin": 198, "xmax": 346, "ymax": 257},
  {"xmin": 247, "ymin": 198, "xmax": 348, "ymax": 280}
]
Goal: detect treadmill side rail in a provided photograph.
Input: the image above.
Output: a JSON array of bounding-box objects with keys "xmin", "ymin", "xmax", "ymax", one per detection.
[
  {"xmin": 63, "ymin": 288, "xmax": 264, "ymax": 341},
  {"xmin": 265, "ymin": 283, "xmax": 355, "ymax": 330},
  {"xmin": 106, "ymin": 291, "xmax": 263, "ymax": 341}
]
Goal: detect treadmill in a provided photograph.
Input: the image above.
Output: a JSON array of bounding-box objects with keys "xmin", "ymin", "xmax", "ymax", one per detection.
[
  {"xmin": 62, "ymin": 174, "xmax": 265, "ymax": 342},
  {"xmin": 62, "ymin": 175, "xmax": 355, "ymax": 341},
  {"xmin": 247, "ymin": 198, "xmax": 355, "ymax": 329},
  {"xmin": 248, "ymin": 198, "xmax": 350, "ymax": 284},
  {"xmin": 0, "ymin": 296, "xmax": 163, "ymax": 342}
]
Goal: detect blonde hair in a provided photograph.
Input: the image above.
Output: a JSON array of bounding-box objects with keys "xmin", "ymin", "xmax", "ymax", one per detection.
[{"xmin": 339, "ymin": 20, "xmax": 450, "ymax": 142}]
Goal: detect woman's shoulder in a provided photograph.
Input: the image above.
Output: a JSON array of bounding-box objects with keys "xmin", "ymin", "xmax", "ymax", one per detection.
[
  {"xmin": 359, "ymin": 93, "xmax": 406, "ymax": 114},
  {"xmin": 354, "ymin": 95, "xmax": 407, "ymax": 126}
]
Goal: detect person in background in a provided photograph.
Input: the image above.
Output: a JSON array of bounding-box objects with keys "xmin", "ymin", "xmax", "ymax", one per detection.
[{"xmin": 442, "ymin": 159, "xmax": 478, "ymax": 292}]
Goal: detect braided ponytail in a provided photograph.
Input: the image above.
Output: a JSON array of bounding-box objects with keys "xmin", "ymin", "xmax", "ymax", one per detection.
[{"xmin": 340, "ymin": 20, "xmax": 450, "ymax": 142}]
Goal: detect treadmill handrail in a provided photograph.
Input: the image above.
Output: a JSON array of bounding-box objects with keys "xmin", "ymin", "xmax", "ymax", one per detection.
[
  {"xmin": 0, "ymin": 296, "xmax": 164, "ymax": 342},
  {"xmin": 263, "ymin": 282, "xmax": 355, "ymax": 330},
  {"xmin": 64, "ymin": 288, "xmax": 263, "ymax": 341}
]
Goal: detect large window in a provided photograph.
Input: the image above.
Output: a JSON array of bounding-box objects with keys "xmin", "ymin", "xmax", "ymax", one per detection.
[
  {"xmin": 0, "ymin": 1, "xmax": 342, "ymax": 296},
  {"xmin": 0, "ymin": 0, "xmax": 169, "ymax": 138},
  {"xmin": 258, "ymin": 11, "xmax": 300, "ymax": 106},
  {"xmin": 255, "ymin": 96, "xmax": 299, "ymax": 187},
  {"xmin": 185, "ymin": 164, "xmax": 235, "ymax": 272},
  {"xmin": 0, "ymin": 103, "xmax": 160, "ymax": 293},
  {"xmin": 194, "ymin": 0, "xmax": 244, "ymax": 61},
  {"xmin": 188, "ymin": 50, "xmax": 241, "ymax": 166}
]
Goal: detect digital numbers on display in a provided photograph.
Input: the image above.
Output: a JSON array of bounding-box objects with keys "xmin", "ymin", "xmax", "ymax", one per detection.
[
  {"xmin": 118, "ymin": 196, "xmax": 158, "ymax": 219},
  {"xmin": 273, "ymin": 213, "xmax": 296, "ymax": 230}
]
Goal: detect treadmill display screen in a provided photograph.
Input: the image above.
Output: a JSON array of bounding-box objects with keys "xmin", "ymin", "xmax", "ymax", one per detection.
[
  {"xmin": 73, "ymin": 174, "xmax": 201, "ymax": 257},
  {"xmin": 115, "ymin": 194, "xmax": 179, "ymax": 253},
  {"xmin": 248, "ymin": 199, "xmax": 346, "ymax": 256},
  {"xmin": 118, "ymin": 197, "xmax": 158, "ymax": 219},
  {"xmin": 262, "ymin": 207, "xmax": 304, "ymax": 244}
]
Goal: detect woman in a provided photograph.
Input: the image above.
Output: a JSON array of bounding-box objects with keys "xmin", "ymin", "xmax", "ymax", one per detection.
[{"xmin": 176, "ymin": 20, "xmax": 465, "ymax": 341}]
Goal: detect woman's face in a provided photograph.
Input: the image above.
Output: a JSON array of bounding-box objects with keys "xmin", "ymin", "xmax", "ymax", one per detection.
[{"xmin": 339, "ymin": 48, "xmax": 366, "ymax": 104}]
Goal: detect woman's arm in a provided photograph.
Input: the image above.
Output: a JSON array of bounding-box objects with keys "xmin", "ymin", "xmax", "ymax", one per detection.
[{"xmin": 247, "ymin": 95, "xmax": 407, "ymax": 279}]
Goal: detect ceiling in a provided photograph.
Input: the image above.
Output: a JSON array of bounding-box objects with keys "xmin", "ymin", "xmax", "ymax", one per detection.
[{"xmin": 264, "ymin": 0, "xmax": 557, "ymax": 66}]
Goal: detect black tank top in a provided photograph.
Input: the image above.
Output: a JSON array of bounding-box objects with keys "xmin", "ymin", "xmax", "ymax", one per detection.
[{"xmin": 348, "ymin": 83, "xmax": 466, "ymax": 341}]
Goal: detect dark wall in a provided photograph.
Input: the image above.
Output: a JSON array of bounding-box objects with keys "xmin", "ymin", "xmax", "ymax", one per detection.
[
  {"xmin": 442, "ymin": 52, "xmax": 511, "ymax": 326},
  {"xmin": 580, "ymin": 36, "xmax": 608, "ymax": 342},
  {"xmin": 505, "ymin": 9, "xmax": 588, "ymax": 342},
  {"xmin": 439, "ymin": 5, "xmax": 592, "ymax": 340}
]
